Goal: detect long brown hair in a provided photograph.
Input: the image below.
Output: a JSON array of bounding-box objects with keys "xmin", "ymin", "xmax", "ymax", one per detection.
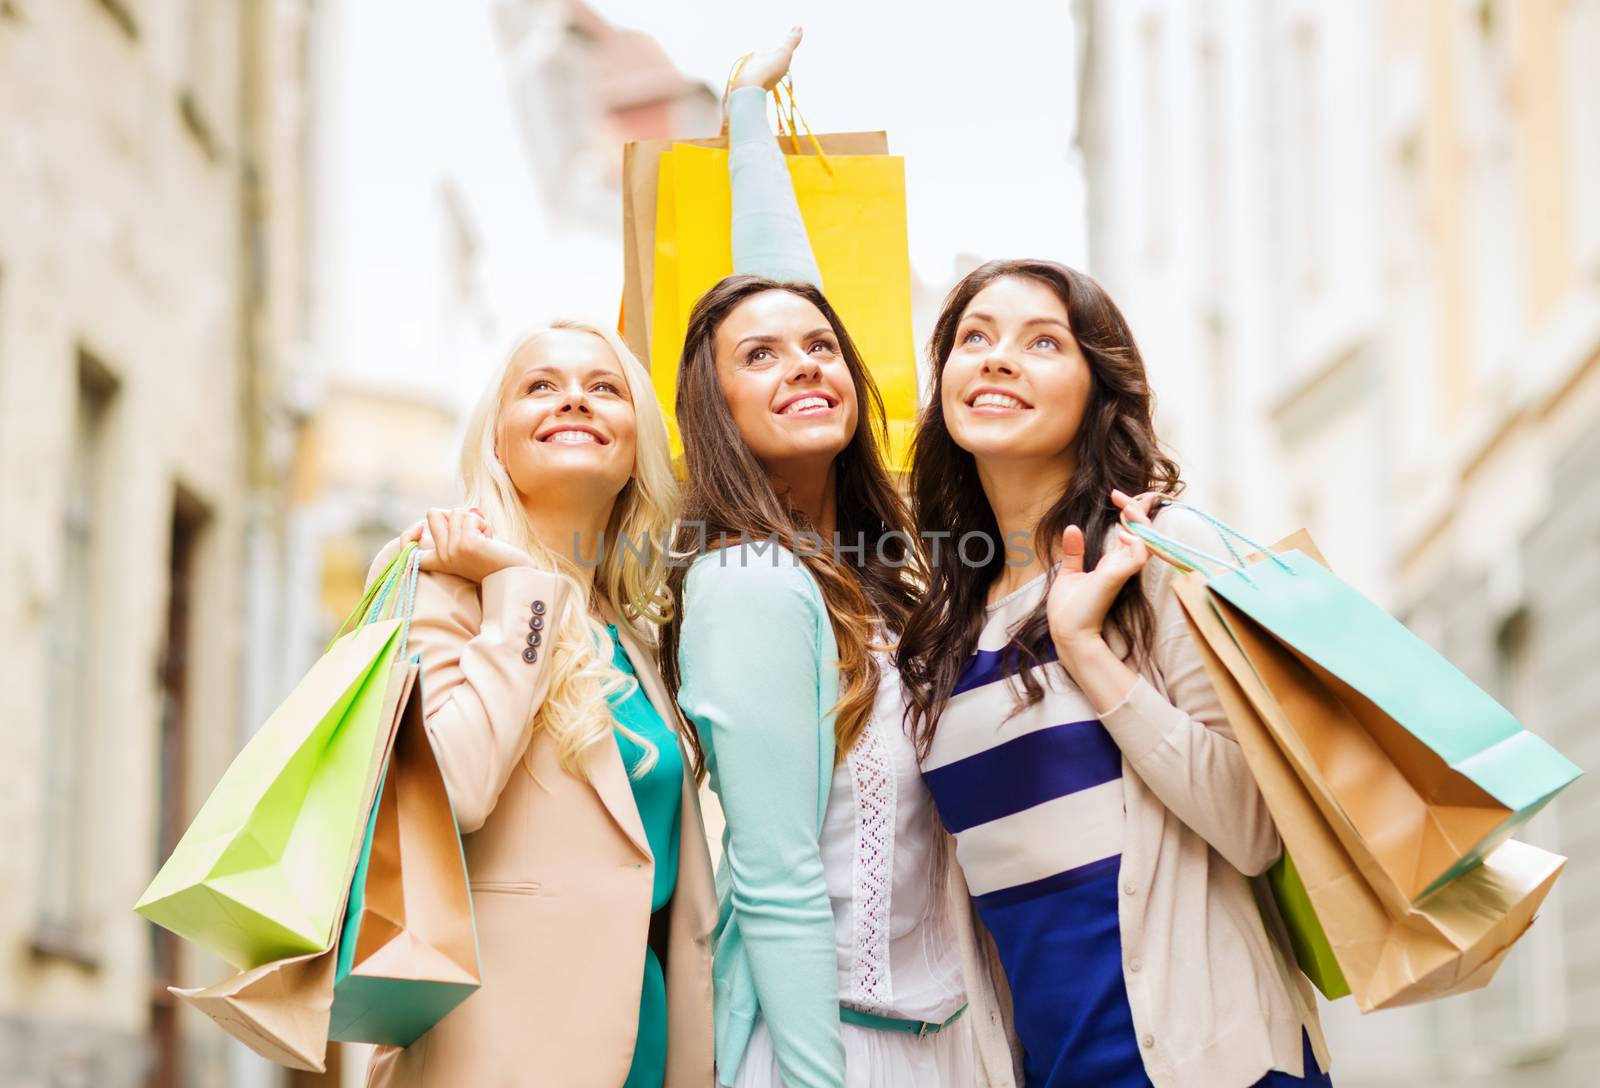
[
  {"xmin": 660, "ymin": 274, "xmax": 923, "ymax": 763},
  {"xmin": 897, "ymin": 259, "xmax": 1182, "ymax": 759}
]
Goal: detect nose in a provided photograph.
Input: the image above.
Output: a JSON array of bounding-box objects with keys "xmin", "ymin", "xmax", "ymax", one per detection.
[
  {"xmin": 555, "ymin": 384, "xmax": 593, "ymax": 415},
  {"xmin": 784, "ymin": 349, "xmax": 822, "ymax": 385},
  {"xmin": 980, "ymin": 347, "xmax": 1019, "ymax": 376}
]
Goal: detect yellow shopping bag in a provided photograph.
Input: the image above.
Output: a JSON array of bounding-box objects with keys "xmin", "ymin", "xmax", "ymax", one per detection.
[{"xmin": 649, "ymin": 139, "xmax": 917, "ymax": 468}]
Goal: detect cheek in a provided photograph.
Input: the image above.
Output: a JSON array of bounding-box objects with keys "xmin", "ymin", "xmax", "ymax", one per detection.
[
  {"xmin": 1039, "ymin": 367, "xmax": 1093, "ymax": 439},
  {"xmin": 719, "ymin": 373, "xmax": 772, "ymax": 437},
  {"xmin": 937, "ymin": 360, "xmax": 974, "ymax": 431},
  {"xmin": 835, "ymin": 375, "xmax": 860, "ymax": 426},
  {"xmin": 609, "ymin": 409, "xmax": 638, "ymax": 462}
]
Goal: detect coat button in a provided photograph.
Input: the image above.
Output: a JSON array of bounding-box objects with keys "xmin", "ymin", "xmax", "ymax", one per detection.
[
  {"xmin": 531, "ymin": 599, "xmax": 546, "ymax": 615},
  {"xmin": 526, "ymin": 630, "xmax": 541, "ymax": 647},
  {"xmin": 1140, "ymin": 1033, "xmax": 1155, "ymax": 1049},
  {"xmin": 1123, "ymin": 880, "xmax": 1138, "ymax": 896},
  {"xmin": 530, "ymin": 615, "xmax": 544, "ymax": 630},
  {"xmin": 522, "ymin": 647, "xmax": 538, "ymax": 663},
  {"xmin": 1128, "ymin": 958, "xmax": 1142, "ymax": 973}
]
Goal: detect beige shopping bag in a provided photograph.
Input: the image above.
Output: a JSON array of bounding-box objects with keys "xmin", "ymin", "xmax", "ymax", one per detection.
[
  {"xmin": 328, "ymin": 674, "xmax": 480, "ymax": 1046},
  {"xmin": 1171, "ymin": 546, "xmax": 1565, "ymax": 1010}
]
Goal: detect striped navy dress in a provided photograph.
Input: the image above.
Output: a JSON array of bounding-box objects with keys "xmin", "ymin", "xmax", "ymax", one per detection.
[
  {"xmin": 921, "ymin": 574, "xmax": 1142, "ymax": 1087},
  {"xmin": 920, "ymin": 574, "xmax": 1331, "ymax": 1088}
]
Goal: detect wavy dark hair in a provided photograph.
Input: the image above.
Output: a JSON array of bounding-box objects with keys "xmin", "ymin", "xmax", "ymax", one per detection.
[
  {"xmin": 897, "ymin": 259, "xmax": 1182, "ymax": 760},
  {"xmin": 660, "ymin": 274, "xmax": 923, "ymax": 763}
]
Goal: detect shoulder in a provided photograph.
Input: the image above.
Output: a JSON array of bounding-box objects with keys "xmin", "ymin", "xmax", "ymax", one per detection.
[
  {"xmin": 684, "ymin": 543, "xmax": 820, "ymax": 599},
  {"xmin": 680, "ymin": 544, "xmax": 825, "ymax": 633}
]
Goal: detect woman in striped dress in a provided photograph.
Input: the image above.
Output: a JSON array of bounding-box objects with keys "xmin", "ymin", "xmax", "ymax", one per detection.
[{"xmin": 897, "ymin": 260, "xmax": 1334, "ymax": 1088}]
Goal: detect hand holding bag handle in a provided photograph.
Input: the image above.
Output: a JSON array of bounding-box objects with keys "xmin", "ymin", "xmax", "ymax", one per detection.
[{"xmin": 1120, "ymin": 496, "xmax": 1295, "ymax": 586}]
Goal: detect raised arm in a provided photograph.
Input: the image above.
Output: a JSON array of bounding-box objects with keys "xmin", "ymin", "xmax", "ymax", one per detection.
[
  {"xmin": 728, "ymin": 28, "xmax": 823, "ymax": 287},
  {"xmin": 403, "ymin": 566, "xmax": 570, "ymax": 834},
  {"xmin": 1050, "ymin": 503, "xmax": 1281, "ymax": 876},
  {"xmin": 363, "ymin": 507, "xmax": 571, "ymax": 834},
  {"xmin": 677, "ymin": 549, "xmax": 844, "ymax": 1087}
]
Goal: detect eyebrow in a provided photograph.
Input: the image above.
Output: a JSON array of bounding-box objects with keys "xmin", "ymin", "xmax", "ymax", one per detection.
[
  {"xmin": 515, "ymin": 365, "xmax": 626, "ymax": 384},
  {"xmin": 733, "ymin": 327, "xmax": 836, "ymax": 351},
  {"xmin": 961, "ymin": 311, "xmax": 1071, "ymax": 332}
]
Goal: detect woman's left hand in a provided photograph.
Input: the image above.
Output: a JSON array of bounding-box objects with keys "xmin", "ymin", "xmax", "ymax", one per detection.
[
  {"xmin": 731, "ymin": 26, "xmax": 803, "ymax": 91},
  {"xmin": 1046, "ymin": 517, "xmax": 1149, "ymax": 662}
]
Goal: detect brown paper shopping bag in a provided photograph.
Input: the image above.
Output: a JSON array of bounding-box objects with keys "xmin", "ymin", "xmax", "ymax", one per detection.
[
  {"xmin": 170, "ymin": 663, "xmax": 418, "ymax": 1071},
  {"xmin": 1124, "ymin": 512, "xmax": 1578, "ymax": 908},
  {"xmin": 620, "ymin": 128, "xmax": 888, "ymax": 368},
  {"xmin": 328, "ymin": 671, "xmax": 480, "ymax": 1047},
  {"xmin": 1171, "ymin": 550, "xmax": 1566, "ymax": 1011}
]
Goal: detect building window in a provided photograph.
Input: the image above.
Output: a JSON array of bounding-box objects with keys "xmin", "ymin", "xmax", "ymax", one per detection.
[
  {"xmin": 1288, "ymin": 17, "xmax": 1325, "ymax": 298},
  {"xmin": 1569, "ymin": 0, "xmax": 1600, "ymax": 279},
  {"xmin": 91, "ymin": 0, "xmax": 139, "ymax": 41},
  {"xmin": 179, "ymin": 0, "xmax": 237, "ymax": 160},
  {"xmin": 1137, "ymin": 12, "xmax": 1170, "ymax": 265},
  {"xmin": 147, "ymin": 490, "xmax": 209, "ymax": 1088},
  {"xmin": 1456, "ymin": 0, "xmax": 1521, "ymax": 386},
  {"xmin": 35, "ymin": 350, "xmax": 119, "ymax": 958}
]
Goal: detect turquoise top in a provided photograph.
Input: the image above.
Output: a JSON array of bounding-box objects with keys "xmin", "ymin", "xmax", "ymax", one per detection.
[
  {"xmin": 609, "ymin": 625, "xmax": 683, "ymax": 1088},
  {"xmin": 675, "ymin": 548, "xmax": 844, "ymax": 1087}
]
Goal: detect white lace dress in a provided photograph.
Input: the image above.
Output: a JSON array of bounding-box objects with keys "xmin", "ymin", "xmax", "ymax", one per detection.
[{"xmin": 732, "ymin": 653, "xmax": 974, "ymax": 1087}]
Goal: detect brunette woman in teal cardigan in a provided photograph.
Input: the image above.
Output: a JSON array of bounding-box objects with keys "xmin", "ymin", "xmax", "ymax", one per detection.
[{"xmin": 660, "ymin": 31, "xmax": 1010, "ymax": 1088}]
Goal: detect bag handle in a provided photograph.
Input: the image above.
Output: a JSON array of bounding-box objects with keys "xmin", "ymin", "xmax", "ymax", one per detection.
[
  {"xmin": 1119, "ymin": 497, "xmax": 1294, "ymax": 587},
  {"xmin": 327, "ymin": 542, "xmax": 423, "ymax": 658},
  {"xmin": 719, "ymin": 55, "xmax": 835, "ymax": 176}
]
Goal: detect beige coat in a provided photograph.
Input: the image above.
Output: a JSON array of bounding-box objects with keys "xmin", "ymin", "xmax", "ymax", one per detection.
[{"xmin": 366, "ymin": 565, "xmax": 717, "ymax": 1087}]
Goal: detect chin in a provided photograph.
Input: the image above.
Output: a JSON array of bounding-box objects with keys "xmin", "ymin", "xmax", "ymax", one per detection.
[
  {"xmin": 774, "ymin": 430, "xmax": 851, "ymax": 461},
  {"xmin": 950, "ymin": 429, "xmax": 1052, "ymax": 461},
  {"xmin": 517, "ymin": 454, "xmax": 629, "ymax": 492}
]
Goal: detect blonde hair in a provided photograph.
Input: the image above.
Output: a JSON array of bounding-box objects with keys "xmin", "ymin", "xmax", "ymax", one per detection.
[{"xmin": 459, "ymin": 320, "xmax": 679, "ymax": 779}]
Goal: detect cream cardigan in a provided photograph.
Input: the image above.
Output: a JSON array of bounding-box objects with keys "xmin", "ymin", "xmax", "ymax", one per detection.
[{"xmin": 942, "ymin": 507, "xmax": 1330, "ymax": 1088}]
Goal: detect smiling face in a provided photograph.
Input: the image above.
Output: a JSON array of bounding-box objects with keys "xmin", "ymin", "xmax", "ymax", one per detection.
[
  {"xmin": 495, "ymin": 328, "xmax": 637, "ymax": 504},
  {"xmin": 712, "ymin": 288, "xmax": 859, "ymax": 477},
  {"xmin": 940, "ymin": 274, "xmax": 1092, "ymax": 466}
]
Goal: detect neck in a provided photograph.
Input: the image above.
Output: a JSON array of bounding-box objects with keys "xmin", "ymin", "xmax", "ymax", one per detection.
[
  {"xmin": 522, "ymin": 491, "xmax": 614, "ymax": 597},
  {"xmin": 768, "ymin": 456, "xmax": 838, "ymax": 538},
  {"xmin": 976, "ymin": 452, "xmax": 1075, "ymax": 598}
]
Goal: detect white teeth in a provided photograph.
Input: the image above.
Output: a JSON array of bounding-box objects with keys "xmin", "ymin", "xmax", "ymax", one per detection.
[
  {"xmin": 973, "ymin": 392, "xmax": 1028, "ymax": 410},
  {"xmin": 780, "ymin": 396, "xmax": 832, "ymax": 416},
  {"xmin": 547, "ymin": 430, "xmax": 599, "ymax": 444}
]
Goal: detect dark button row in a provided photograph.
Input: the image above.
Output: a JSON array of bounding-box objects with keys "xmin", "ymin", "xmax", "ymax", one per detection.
[{"xmin": 523, "ymin": 599, "xmax": 547, "ymax": 664}]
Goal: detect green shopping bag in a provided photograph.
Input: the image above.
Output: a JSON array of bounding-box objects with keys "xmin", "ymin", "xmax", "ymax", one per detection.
[
  {"xmin": 1126, "ymin": 502, "xmax": 1581, "ymax": 904},
  {"xmin": 329, "ymin": 663, "xmax": 480, "ymax": 1046},
  {"xmin": 1268, "ymin": 851, "xmax": 1349, "ymax": 1000},
  {"xmin": 136, "ymin": 546, "xmax": 423, "ymax": 969}
]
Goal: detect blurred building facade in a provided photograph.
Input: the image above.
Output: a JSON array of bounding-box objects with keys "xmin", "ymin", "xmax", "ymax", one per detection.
[
  {"xmin": 0, "ymin": 1, "xmax": 316, "ymax": 1086},
  {"xmin": 289, "ymin": 0, "xmax": 716, "ymax": 705},
  {"xmin": 1079, "ymin": 0, "xmax": 1600, "ymax": 1084},
  {"xmin": 286, "ymin": 1, "xmax": 713, "ymax": 1077}
]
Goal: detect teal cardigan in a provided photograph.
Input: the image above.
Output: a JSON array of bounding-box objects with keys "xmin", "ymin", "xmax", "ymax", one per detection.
[{"xmin": 675, "ymin": 546, "xmax": 845, "ymax": 1087}]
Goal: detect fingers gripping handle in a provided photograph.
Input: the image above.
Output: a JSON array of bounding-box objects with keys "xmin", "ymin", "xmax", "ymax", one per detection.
[
  {"xmin": 328, "ymin": 541, "xmax": 423, "ymax": 653},
  {"xmin": 1119, "ymin": 498, "xmax": 1295, "ymax": 586}
]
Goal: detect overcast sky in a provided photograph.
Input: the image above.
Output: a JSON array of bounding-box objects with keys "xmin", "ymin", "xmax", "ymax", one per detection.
[{"xmin": 588, "ymin": 0, "xmax": 1089, "ymax": 286}]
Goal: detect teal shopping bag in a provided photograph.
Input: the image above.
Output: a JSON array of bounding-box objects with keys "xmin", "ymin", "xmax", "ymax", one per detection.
[
  {"xmin": 1126, "ymin": 503, "xmax": 1580, "ymax": 904},
  {"xmin": 137, "ymin": 546, "xmax": 422, "ymax": 969},
  {"xmin": 328, "ymin": 664, "xmax": 480, "ymax": 1046}
]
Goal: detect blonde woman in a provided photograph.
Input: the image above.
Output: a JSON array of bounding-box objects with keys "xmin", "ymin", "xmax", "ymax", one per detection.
[{"xmin": 362, "ymin": 321, "xmax": 717, "ymax": 1087}]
